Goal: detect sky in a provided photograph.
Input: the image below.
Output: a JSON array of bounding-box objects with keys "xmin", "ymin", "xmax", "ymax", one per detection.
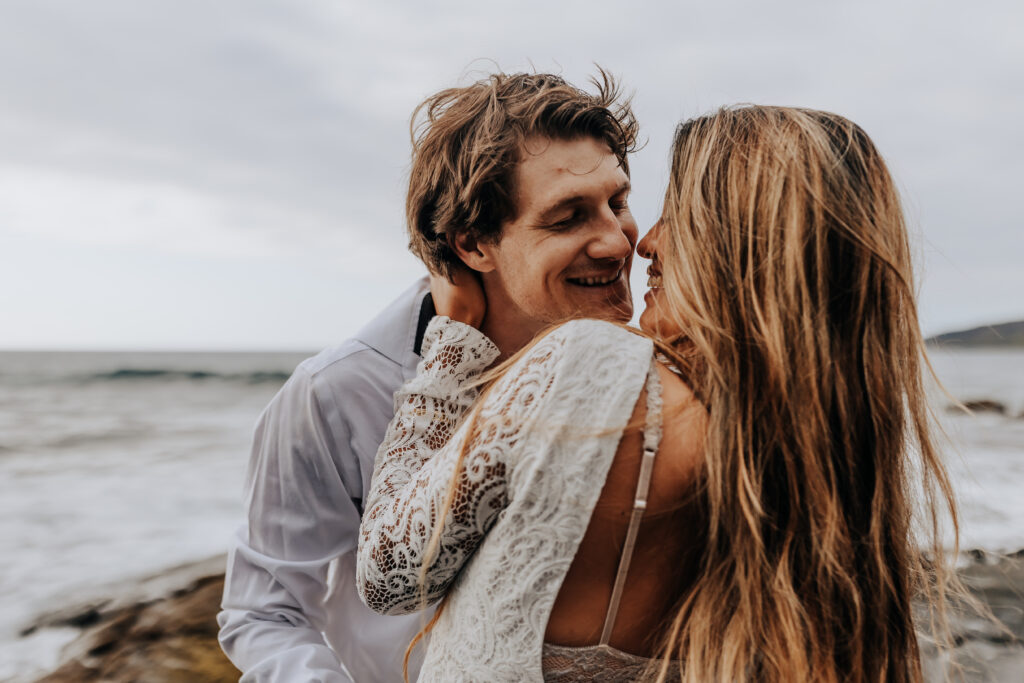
[{"xmin": 0, "ymin": 0, "xmax": 1021, "ymax": 350}]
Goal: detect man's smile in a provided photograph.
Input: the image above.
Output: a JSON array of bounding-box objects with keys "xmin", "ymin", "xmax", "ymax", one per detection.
[{"xmin": 566, "ymin": 268, "xmax": 624, "ymax": 288}]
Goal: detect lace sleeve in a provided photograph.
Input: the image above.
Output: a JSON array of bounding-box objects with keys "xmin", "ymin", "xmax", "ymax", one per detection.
[{"xmin": 356, "ymin": 315, "xmax": 502, "ymax": 615}]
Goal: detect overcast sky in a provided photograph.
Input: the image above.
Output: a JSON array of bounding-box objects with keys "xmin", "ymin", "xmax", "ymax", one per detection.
[{"xmin": 0, "ymin": 0, "xmax": 1020, "ymax": 349}]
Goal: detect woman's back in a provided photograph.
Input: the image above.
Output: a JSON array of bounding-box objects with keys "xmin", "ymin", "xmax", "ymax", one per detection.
[
  {"xmin": 545, "ymin": 362, "xmax": 707, "ymax": 657},
  {"xmin": 359, "ymin": 318, "xmax": 684, "ymax": 681},
  {"xmin": 360, "ymin": 104, "xmax": 967, "ymax": 682}
]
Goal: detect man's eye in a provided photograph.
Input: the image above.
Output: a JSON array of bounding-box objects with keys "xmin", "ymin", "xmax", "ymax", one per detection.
[
  {"xmin": 551, "ymin": 212, "xmax": 583, "ymax": 229},
  {"xmin": 610, "ymin": 198, "xmax": 630, "ymax": 213}
]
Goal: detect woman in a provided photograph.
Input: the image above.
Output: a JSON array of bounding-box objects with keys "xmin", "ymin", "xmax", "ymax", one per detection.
[{"xmin": 357, "ymin": 106, "xmax": 961, "ymax": 682}]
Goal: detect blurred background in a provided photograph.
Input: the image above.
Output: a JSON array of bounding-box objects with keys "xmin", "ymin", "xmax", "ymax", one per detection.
[{"xmin": 1, "ymin": 0, "xmax": 1021, "ymax": 680}]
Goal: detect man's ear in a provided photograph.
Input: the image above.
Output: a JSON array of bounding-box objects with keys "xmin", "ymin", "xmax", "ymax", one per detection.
[{"xmin": 451, "ymin": 232, "xmax": 497, "ymax": 273}]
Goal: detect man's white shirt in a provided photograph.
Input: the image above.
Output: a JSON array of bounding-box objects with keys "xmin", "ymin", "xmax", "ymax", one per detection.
[{"xmin": 218, "ymin": 279, "xmax": 431, "ymax": 682}]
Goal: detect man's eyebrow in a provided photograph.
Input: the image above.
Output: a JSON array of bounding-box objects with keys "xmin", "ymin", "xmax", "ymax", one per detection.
[{"xmin": 536, "ymin": 181, "xmax": 632, "ymax": 223}]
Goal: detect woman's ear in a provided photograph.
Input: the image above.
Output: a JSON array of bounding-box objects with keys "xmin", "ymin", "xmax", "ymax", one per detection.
[{"xmin": 451, "ymin": 232, "xmax": 497, "ymax": 273}]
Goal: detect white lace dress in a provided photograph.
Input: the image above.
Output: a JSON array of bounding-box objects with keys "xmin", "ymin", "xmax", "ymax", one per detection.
[{"xmin": 357, "ymin": 317, "xmax": 662, "ymax": 681}]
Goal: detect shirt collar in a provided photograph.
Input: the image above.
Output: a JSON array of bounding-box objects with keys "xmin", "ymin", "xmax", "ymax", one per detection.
[
  {"xmin": 352, "ymin": 277, "xmax": 430, "ymax": 380},
  {"xmin": 412, "ymin": 292, "xmax": 436, "ymax": 356}
]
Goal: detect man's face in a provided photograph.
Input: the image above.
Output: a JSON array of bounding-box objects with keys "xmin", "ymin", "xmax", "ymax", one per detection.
[{"xmin": 479, "ymin": 136, "xmax": 637, "ymax": 337}]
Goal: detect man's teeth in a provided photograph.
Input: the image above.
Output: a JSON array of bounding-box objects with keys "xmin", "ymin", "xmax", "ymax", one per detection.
[
  {"xmin": 647, "ymin": 275, "xmax": 663, "ymax": 288},
  {"xmin": 571, "ymin": 272, "xmax": 620, "ymax": 286}
]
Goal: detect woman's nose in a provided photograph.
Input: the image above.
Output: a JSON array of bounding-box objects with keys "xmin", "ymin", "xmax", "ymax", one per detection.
[{"xmin": 636, "ymin": 221, "xmax": 662, "ymax": 260}]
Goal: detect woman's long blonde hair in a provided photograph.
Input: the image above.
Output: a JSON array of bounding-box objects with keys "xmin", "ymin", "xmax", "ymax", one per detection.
[
  {"xmin": 406, "ymin": 105, "xmax": 965, "ymax": 682},
  {"xmin": 649, "ymin": 105, "xmax": 961, "ymax": 682}
]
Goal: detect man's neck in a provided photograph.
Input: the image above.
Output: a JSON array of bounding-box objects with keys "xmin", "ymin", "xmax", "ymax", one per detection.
[{"xmin": 480, "ymin": 312, "xmax": 541, "ymax": 363}]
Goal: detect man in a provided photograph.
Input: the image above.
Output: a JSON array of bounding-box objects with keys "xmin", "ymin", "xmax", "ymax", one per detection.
[{"xmin": 218, "ymin": 70, "xmax": 640, "ymax": 682}]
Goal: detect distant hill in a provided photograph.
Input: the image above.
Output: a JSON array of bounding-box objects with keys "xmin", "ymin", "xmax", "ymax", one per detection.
[{"xmin": 926, "ymin": 320, "xmax": 1024, "ymax": 347}]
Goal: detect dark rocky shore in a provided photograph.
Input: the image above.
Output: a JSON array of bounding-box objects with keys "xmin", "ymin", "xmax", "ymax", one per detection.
[
  {"xmin": 926, "ymin": 320, "xmax": 1024, "ymax": 348},
  {"xmin": 921, "ymin": 550, "xmax": 1024, "ymax": 681},
  {"xmin": 23, "ymin": 556, "xmax": 238, "ymax": 683},
  {"xmin": 22, "ymin": 552, "xmax": 1024, "ymax": 682}
]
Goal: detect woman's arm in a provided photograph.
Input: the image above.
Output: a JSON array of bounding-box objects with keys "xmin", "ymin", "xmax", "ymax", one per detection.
[
  {"xmin": 356, "ymin": 315, "xmax": 502, "ymax": 615},
  {"xmin": 356, "ymin": 310, "xmax": 586, "ymax": 616}
]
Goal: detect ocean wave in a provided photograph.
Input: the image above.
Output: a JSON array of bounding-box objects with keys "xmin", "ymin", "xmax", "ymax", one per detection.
[
  {"xmin": 44, "ymin": 430, "xmax": 150, "ymax": 450},
  {"xmin": 79, "ymin": 369, "xmax": 293, "ymax": 384}
]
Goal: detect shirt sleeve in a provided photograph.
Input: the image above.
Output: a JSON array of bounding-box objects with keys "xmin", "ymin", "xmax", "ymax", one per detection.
[
  {"xmin": 218, "ymin": 363, "xmax": 361, "ymax": 683},
  {"xmin": 357, "ymin": 316, "xmax": 570, "ymax": 616}
]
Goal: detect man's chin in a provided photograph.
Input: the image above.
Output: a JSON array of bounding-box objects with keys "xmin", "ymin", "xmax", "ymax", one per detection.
[
  {"xmin": 570, "ymin": 288, "xmax": 632, "ymax": 322},
  {"xmin": 600, "ymin": 299, "xmax": 633, "ymax": 322}
]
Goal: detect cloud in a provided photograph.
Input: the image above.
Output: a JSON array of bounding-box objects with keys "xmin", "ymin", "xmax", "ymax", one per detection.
[{"xmin": 0, "ymin": 0, "xmax": 1021, "ymax": 346}]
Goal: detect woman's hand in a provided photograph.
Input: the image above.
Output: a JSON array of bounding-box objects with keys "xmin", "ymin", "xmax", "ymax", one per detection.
[{"xmin": 430, "ymin": 266, "xmax": 486, "ymax": 328}]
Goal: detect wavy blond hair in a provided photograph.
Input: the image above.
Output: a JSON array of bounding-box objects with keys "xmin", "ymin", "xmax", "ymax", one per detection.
[
  {"xmin": 405, "ymin": 105, "xmax": 966, "ymax": 682},
  {"xmin": 647, "ymin": 105, "xmax": 962, "ymax": 682}
]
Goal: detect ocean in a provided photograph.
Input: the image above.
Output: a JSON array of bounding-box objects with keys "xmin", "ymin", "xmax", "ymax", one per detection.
[
  {"xmin": 925, "ymin": 349, "xmax": 1024, "ymax": 552},
  {"xmin": 0, "ymin": 350, "xmax": 308, "ymax": 680},
  {"xmin": 0, "ymin": 347, "xmax": 1022, "ymax": 679}
]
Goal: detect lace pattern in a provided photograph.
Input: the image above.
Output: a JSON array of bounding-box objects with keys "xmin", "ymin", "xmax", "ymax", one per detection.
[
  {"xmin": 539, "ymin": 362, "xmax": 681, "ymax": 683},
  {"xmin": 541, "ymin": 643, "xmax": 679, "ymax": 682},
  {"xmin": 357, "ymin": 317, "xmax": 655, "ymax": 681},
  {"xmin": 357, "ymin": 316, "xmax": 500, "ymax": 614}
]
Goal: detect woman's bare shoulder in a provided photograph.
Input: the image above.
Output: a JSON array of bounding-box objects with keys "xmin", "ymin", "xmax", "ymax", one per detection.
[
  {"xmin": 655, "ymin": 361, "xmax": 702, "ymax": 415},
  {"xmin": 652, "ymin": 361, "xmax": 706, "ymax": 503}
]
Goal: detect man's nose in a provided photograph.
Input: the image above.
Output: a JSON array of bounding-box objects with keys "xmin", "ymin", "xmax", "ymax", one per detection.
[{"xmin": 588, "ymin": 211, "xmax": 636, "ymax": 262}]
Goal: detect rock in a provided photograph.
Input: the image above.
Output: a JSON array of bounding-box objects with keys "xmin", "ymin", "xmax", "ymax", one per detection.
[
  {"xmin": 923, "ymin": 639, "xmax": 1024, "ymax": 683},
  {"xmin": 28, "ymin": 552, "xmax": 1024, "ymax": 682},
  {"xmin": 963, "ymin": 400, "xmax": 1008, "ymax": 415},
  {"xmin": 946, "ymin": 400, "xmax": 1008, "ymax": 415},
  {"xmin": 926, "ymin": 320, "xmax": 1024, "ymax": 347},
  {"xmin": 921, "ymin": 552, "xmax": 1024, "ymax": 682},
  {"xmin": 32, "ymin": 569, "xmax": 238, "ymax": 683},
  {"xmin": 24, "ymin": 555, "xmax": 230, "ymax": 637}
]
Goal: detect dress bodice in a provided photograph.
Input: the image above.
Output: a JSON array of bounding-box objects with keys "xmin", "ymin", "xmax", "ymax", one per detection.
[
  {"xmin": 357, "ymin": 317, "xmax": 670, "ymax": 681},
  {"xmin": 541, "ymin": 642, "xmax": 676, "ymax": 682},
  {"xmin": 541, "ymin": 361, "xmax": 680, "ymax": 681}
]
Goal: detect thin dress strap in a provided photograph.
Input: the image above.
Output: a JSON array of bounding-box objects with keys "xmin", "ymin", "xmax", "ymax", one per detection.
[{"xmin": 598, "ymin": 358, "xmax": 663, "ymax": 646}]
